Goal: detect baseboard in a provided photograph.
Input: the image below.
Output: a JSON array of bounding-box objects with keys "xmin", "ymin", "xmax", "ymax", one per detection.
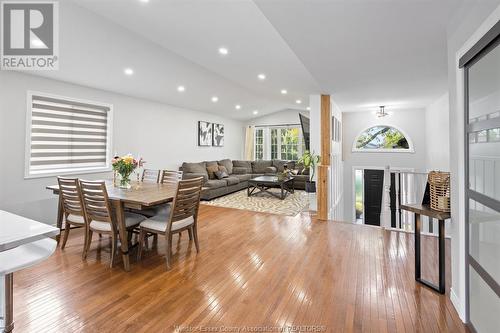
[{"xmin": 450, "ymin": 287, "xmax": 466, "ymax": 322}]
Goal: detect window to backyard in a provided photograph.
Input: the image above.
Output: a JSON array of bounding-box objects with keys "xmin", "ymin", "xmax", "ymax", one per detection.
[{"xmin": 255, "ymin": 126, "xmax": 304, "ymax": 160}]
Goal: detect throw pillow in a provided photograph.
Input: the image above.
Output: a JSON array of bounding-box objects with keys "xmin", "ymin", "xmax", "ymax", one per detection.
[
  {"xmin": 206, "ymin": 165, "xmax": 219, "ymax": 180},
  {"xmin": 218, "ymin": 165, "xmax": 228, "ymax": 174},
  {"xmin": 215, "ymin": 170, "xmax": 229, "ymax": 179}
]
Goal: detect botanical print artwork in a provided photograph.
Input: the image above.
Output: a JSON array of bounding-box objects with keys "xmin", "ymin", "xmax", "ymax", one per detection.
[
  {"xmin": 213, "ymin": 123, "xmax": 224, "ymax": 147},
  {"xmin": 198, "ymin": 121, "xmax": 212, "ymax": 146}
]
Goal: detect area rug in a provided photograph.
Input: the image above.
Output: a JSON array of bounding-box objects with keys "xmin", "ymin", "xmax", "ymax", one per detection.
[{"xmin": 201, "ymin": 189, "xmax": 310, "ymax": 216}]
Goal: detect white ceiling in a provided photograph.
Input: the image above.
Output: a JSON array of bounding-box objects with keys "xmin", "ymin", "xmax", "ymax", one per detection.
[{"xmin": 24, "ymin": 0, "xmax": 466, "ymax": 118}]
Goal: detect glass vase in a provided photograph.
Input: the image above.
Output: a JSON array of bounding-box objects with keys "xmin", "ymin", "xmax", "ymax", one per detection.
[{"xmin": 119, "ymin": 174, "xmax": 132, "ymax": 189}]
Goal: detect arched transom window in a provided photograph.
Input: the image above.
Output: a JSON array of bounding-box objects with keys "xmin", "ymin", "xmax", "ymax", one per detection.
[{"xmin": 353, "ymin": 125, "xmax": 414, "ymax": 152}]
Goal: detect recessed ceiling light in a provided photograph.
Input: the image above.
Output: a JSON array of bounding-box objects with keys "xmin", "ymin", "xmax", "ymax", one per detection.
[
  {"xmin": 281, "ymin": 89, "xmax": 287, "ymax": 95},
  {"xmin": 235, "ymin": 105, "xmax": 241, "ymax": 110},
  {"xmin": 306, "ymin": 106, "xmax": 311, "ymax": 111},
  {"xmin": 295, "ymin": 99, "xmax": 302, "ymax": 104},
  {"xmin": 218, "ymin": 47, "xmax": 229, "ymax": 55},
  {"xmin": 253, "ymin": 110, "xmax": 259, "ymax": 115},
  {"xmin": 257, "ymin": 74, "xmax": 266, "ymax": 80},
  {"xmin": 211, "ymin": 96, "xmax": 219, "ymax": 103},
  {"xmin": 139, "ymin": 0, "xmax": 149, "ymax": 3},
  {"xmin": 124, "ymin": 68, "xmax": 134, "ymax": 76},
  {"xmin": 177, "ymin": 85, "xmax": 185, "ymax": 92}
]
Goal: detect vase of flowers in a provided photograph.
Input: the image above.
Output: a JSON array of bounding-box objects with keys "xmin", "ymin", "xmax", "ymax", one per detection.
[{"xmin": 112, "ymin": 154, "xmax": 138, "ymax": 189}]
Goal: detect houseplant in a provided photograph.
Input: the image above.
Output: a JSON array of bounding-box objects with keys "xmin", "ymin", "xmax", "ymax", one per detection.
[
  {"xmin": 112, "ymin": 154, "xmax": 138, "ymax": 189},
  {"xmin": 298, "ymin": 150, "xmax": 320, "ymax": 193}
]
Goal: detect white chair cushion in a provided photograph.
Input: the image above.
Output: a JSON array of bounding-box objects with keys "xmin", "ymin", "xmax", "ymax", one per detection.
[
  {"xmin": 90, "ymin": 212, "xmax": 146, "ymax": 232},
  {"xmin": 0, "ymin": 238, "xmax": 57, "ymax": 275},
  {"xmin": 140, "ymin": 214, "xmax": 194, "ymax": 233},
  {"xmin": 65, "ymin": 214, "xmax": 85, "ymax": 225}
]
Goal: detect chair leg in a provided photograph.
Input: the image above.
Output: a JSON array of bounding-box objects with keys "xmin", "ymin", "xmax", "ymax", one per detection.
[
  {"xmin": 61, "ymin": 223, "xmax": 71, "ymax": 249},
  {"xmin": 83, "ymin": 229, "xmax": 93, "ymax": 259},
  {"xmin": 110, "ymin": 232, "xmax": 117, "ymax": 268},
  {"xmin": 138, "ymin": 228, "xmax": 146, "ymax": 260},
  {"xmin": 187, "ymin": 228, "xmax": 193, "ymax": 240},
  {"xmin": 81, "ymin": 226, "xmax": 88, "ymax": 259},
  {"xmin": 192, "ymin": 226, "xmax": 200, "ymax": 253},
  {"xmin": 165, "ymin": 233, "xmax": 172, "ymax": 270}
]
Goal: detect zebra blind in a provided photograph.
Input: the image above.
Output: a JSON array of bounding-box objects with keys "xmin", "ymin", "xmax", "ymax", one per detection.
[{"xmin": 27, "ymin": 93, "xmax": 112, "ymax": 177}]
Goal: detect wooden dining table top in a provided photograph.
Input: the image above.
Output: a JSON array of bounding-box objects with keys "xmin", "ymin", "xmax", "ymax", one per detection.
[{"xmin": 46, "ymin": 180, "xmax": 177, "ymax": 207}]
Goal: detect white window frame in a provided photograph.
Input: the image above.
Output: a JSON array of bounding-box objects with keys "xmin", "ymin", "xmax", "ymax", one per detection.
[
  {"xmin": 352, "ymin": 124, "xmax": 415, "ymax": 153},
  {"xmin": 25, "ymin": 91, "xmax": 114, "ymax": 179},
  {"xmin": 254, "ymin": 125, "xmax": 304, "ymax": 160}
]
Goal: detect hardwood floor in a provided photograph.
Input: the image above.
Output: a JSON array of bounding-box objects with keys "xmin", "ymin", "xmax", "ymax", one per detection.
[{"xmin": 13, "ymin": 206, "xmax": 466, "ymax": 333}]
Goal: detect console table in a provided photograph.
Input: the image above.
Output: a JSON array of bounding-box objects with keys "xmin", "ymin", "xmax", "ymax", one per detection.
[{"xmin": 400, "ymin": 204, "xmax": 451, "ymax": 294}]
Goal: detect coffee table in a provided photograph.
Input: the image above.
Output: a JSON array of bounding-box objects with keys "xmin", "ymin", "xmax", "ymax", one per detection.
[{"xmin": 247, "ymin": 176, "xmax": 294, "ymax": 200}]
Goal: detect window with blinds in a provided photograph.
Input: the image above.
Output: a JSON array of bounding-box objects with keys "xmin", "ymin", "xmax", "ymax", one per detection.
[{"xmin": 26, "ymin": 92, "xmax": 113, "ymax": 178}]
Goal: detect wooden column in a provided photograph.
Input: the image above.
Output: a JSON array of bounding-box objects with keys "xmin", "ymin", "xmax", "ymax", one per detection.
[{"xmin": 317, "ymin": 95, "xmax": 331, "ymax": 220}]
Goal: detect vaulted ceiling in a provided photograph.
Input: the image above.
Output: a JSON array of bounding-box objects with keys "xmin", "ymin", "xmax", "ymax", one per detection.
[{"xmin": 24, "ymin": 0, "xmax": 467, "ymax": 119}]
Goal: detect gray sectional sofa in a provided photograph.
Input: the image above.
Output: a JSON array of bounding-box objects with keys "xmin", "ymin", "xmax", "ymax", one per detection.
[{"xmin": 181, "ymin": 159, "xmax": 310, "ymax": 200}]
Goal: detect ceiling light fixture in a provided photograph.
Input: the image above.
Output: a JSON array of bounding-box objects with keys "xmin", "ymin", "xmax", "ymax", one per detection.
[
  {"xmin": 376, "ymin": 105, "xmax": 388, "ymax": 118},
  {"xmin": 139, "ymin": 0, "xmax": 150, "ymax": 3},
  {"xmin": 218, "ymin": 47, "xmax": 229, "ymax": 55},
  {"xmin": 235, "ymin": 105, "xmax": 241, "ymax": 110},
  {"xmin": 281, "ymin": 89, "xmax": 287, "ymax": 95},
  {"xmin": 257, "ymin": 74, "xmax": 266, "ymax": 80},
  {"xmin": 253, "ymin": 110, "xmax": 259, "ymax": 115},
  {"xmin": 177, "ymin": 85, "xmax": 185, "ymax": 92},
  {"xmin": 211, "ymin": 96, "xmax": 219, "ymax": 103},
  {"xmin": 124, "ymin": 68, "xmax": 134, "ymax": 76},
  {"xmin": 295, "ymin": 99, "xmax": 302, "ymax": 104}
]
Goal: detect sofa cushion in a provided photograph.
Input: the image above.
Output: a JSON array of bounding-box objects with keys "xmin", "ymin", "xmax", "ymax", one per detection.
[
  {"xmin": 293, "ymin": 174, "xmax": 310, "ymax": 182},
  {"xmin": 225, "ymin": 177, "xmax": 240, "ymax": 186},
  {"xmin": 273, "ymin": 160, "xmax": 292, "ymax": 172},
  {"xmin": 183, "ymin": 172, "xmax": 208, "ymax": 183},
  {"xmin": 233, "ymin": 167, "xmax": 249, "ymax": 174},
  {"xmin": 182, "ymin": 162, "xmax": 207, "ymax": 175},
  {"xmin": 218, "ymin": 159, "xmax": 233, "ymax": 174},
  {"xmin": 206, "ymin": 164, "xmax": 219, "ymax": 179},
  {"xmin": 234, "ymin": 174, "xmax": 252, "ymax": 182},
  {"xmin": 205, "ymin": 179, "xmax": 227, "ymax": 189},
  {"xmin": 252, "ymin": 160, "xmax": 272, "ymax": 173},
  {"xmin": 265, "ymin": 166, "xmax": 277, "ymax": 174},
  {"xmin": 233, "ymin": 160, "xmax": 252, "ymax": 173}
]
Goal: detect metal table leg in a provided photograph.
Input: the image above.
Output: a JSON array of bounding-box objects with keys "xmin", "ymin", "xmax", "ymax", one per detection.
[{"xmin": 4, "ymin": 273, "xmax": 14, "ymax": 333}]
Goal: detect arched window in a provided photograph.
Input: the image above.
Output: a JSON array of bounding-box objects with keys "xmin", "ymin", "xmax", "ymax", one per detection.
[{"xmin": 353, "ymin": 125, "xmax": 414, "ymax": 152}]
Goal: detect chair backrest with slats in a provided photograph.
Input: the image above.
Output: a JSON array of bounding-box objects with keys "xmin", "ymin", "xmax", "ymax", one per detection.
[
  {"xmin": 79, "ymin": 180, "xmax": 113, "ymax": 225},
  {"xmin": 167, "ymin": 177, "xmax": 203, "ymax": 230},
  {"xmin": 57, "ymin": 177, "xmax": 84, "ymax": 217},
  {"xmin": 161, "ymin": 170, "xmax": 183, "ymax": 186},
  {"xmin": 142, "ymin": 169, "xmax": 160, "ymax": 183}
]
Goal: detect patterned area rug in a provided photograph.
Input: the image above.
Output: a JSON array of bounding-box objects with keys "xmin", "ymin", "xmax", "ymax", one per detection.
[{"xmin": 201, "ymin": 189, "xmax": 310, "ymax": 216}]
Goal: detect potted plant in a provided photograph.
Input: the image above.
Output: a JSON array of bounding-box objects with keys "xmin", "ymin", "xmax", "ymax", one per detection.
[{"xmin": 298, "ymin": 150, "xmax": 320, "ymax": 193}]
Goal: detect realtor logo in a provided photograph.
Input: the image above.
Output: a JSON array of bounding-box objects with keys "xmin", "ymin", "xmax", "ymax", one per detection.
[{"xmin": 1, "ymin": 1, "xmax": 59, "ymax": 70}]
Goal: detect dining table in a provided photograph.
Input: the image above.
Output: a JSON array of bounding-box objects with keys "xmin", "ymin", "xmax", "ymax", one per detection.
[{"xmin": 46, "ymin": 180, "xmax": 177, "ymax": 271}]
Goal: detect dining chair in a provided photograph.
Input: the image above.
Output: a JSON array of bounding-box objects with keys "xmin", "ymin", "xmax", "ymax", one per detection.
[
  {"xmin": 137, "ymin": 177, "xmax": 203, "ymax": 269},
  {"xmin": 160, "ymin": 170, "xmax": 183, "ymax": 185},
  {"xmin": 57, "ymin": 177, "xmax": 86, "ymax": 254},
  {"xmin": 79, "ymin": 180, "xmax": 146, "ymax": 268},
  {"xmin": 142, "ymin": 169, "xmax": 161, "ymax": 183}
]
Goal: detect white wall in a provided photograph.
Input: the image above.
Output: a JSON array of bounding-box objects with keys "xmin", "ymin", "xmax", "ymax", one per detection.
[
  {"xmin": 425, "ymin": 93, "xmax": 450, "ymax": 171},
  {"xmin": 246, "ymin": 109, "xmax": 308, "ymax": 127},
  {"xmin": 447, "ymin": 1, "xmax": 500, "ymax": 321},
  {"xmin": 342, "ymin": 109, "xmax": 427, "ymax": 222},
  {"xmin": 0, "ymin": 71, "xmax": 243, "ymax": 225}
]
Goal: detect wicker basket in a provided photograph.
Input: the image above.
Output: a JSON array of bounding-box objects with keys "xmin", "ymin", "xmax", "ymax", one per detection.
[{"xmin": 428, "ymin": 171, "xmax": 451, "ymax": 212}]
